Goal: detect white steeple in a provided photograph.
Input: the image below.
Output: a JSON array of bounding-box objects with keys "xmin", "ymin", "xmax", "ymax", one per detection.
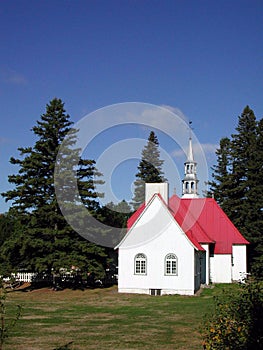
[{"xmin": 182, "ymin": 136, "xmax": 199, "ymax": 198}]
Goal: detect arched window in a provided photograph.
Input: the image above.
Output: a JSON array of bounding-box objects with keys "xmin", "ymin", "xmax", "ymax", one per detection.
[
  {"xmin": 134, "ymin": 253, "xmax": 147, "ymax": 275},
  {"xmin": 165, "ymin": 253, "xmax": 178, "ymax": 275}
]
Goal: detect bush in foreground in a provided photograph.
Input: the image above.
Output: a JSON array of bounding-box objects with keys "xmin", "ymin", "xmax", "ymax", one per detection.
[
  {"xmin": 0, "ymin": 281, "xmax": 22, "ymax": 350},
  {"xmin": 202, "ymin": 279, "xmax": 263, "ymax": 349}
]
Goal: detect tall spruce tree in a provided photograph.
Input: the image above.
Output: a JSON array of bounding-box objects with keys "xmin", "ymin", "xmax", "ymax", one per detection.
[
  {"xmin": 230, "ymin": 106, "xmax": 261, "ymax": 274},
  {"xmin": 209, "ymin": 106, "xmax": 263, "ymax": 277},
  {"xmin": 1, "ymin": 98, "xmax": 107, "ymax": 276},
  {"xmin": 132, "ymin": 131, "xmax": 165, "ymax": 210},
  {"xmin": 230, "ymin": 106, "xmax": 258, "ymax": 230},
  {"xmin": 249, "ymin": 116, "xmax": 263, "ymax": 276}
]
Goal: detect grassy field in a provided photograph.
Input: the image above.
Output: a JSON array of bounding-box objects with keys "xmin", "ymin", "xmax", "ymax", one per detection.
[{"xmin": 3, "ymin": 284, "xmax": 238, "ymax": 350}]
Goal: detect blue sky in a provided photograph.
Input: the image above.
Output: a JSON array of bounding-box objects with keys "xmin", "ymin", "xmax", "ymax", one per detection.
[{"xmin": 0, "ymin": 0, "xmax": 262, "ymax": 213}]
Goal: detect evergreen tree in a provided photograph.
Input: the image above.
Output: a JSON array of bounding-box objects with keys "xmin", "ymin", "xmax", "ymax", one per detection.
[
  {"xmin": 97, "ymin": 200, "xmax": 133, "ymax": 269},
  {"xmin": 0, "ymin": 212, "xmax": 15, "ymax": 247},
  {"xmin": 209, "ymin": 106, "xmax": 263, "ymax": 277},
  {"xmin": 132, "ymin": 131, "xmax": 165, "ymax": 210},
  {"xmin": 230, "ymin": 106, "xmax": 261, "ymax": 274},
  {"xmin": 230, "ymin": 106, "xmax": 258, "ymax": 231},
  {"xmin": 251, "ymin": 117, "xmax": 263, "ymax": 276},
  {"xmin": 1, "ymin": 98, "xmax": 107, "ymax": 277},
  {"xmin": 98, "ymin": 200, "xmax": 132, "ymax": 229}
]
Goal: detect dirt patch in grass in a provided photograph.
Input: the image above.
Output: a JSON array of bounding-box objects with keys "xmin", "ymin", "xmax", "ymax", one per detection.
[
  {"xmin": 22, "ymin": 315, "xmax": 49, "ymax": 320},
  {"xmin": 80, "ymin": 312, "xmax": 125, "ymax": 320}
]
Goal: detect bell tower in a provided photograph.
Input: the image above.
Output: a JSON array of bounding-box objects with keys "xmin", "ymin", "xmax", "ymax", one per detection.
[{"xmin": 182, "ymin": 135, "xmax": 199, "ymax": 198}]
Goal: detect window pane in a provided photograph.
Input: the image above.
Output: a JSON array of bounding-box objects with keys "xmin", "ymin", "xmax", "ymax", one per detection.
[
  {"xmin": 135, "ymin": 261, "xmax": 140, "ymax": 274},
  {"xmin": 172, "ymin": 261, "xmax": 176, "ymax": 274},
  {"xmin": 166, "ymin": 261, "xmax": 171, "ymax": 274},
  {"xmin": 135, "ymin": 254, "xmax": 147, "ymax": 275},
  {"xmin": 165, "ymin": 254, "xmax": 177, "ymax": 275},
  {"xmin": 141, "ymin": 261, "xmax": 145, "ymax": 274}
]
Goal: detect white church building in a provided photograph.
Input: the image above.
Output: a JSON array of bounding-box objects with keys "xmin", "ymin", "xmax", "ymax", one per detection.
[{"xmin": 115, "ymin": 137, "xmax": 249, "ymax": 296}]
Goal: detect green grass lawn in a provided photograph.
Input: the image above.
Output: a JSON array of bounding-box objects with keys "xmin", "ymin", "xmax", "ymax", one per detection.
[{"xmin": 3, "ymin": 284, "xmax": 239, "ymax": 350}]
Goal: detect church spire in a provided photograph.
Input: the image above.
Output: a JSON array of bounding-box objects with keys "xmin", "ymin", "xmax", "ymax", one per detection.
[
  {"xmin": 187, "ymin": 136, "xmax": 194, "ymax": 162},
  {"xmin": 182, "ymin": 126, "xmax": 199, "ymax": 198}
]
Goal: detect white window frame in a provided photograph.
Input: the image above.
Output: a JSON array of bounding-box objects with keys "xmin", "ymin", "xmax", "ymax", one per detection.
[
  {"xmin": 165, "ymin": 253, "xmax": 178, "ymax": 276},
  {"xmin": 134, "ymin": 253, "xmax": 147, "ymax": 275}
]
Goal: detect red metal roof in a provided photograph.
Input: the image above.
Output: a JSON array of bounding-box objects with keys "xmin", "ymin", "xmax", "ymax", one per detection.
[
  {"xmin": 170, "ymin": 195, "xmax": 249, "ymax": 254},
  {"xmin": 169, "ymin": 195, "xmax": 214, "ymax": 244},
  {"xmin": 127, "ymin": 194, "xmax": 249, "ymax": 254}
]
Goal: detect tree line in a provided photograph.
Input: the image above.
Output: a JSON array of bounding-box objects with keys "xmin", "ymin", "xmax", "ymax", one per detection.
[{"xmin": 0, "ymin": 100, "xmax": 262, "ymax": 280}]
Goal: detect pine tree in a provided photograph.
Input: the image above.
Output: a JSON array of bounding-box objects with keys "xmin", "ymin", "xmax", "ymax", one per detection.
[
  {"xmin": 97, "ymin": 200, "xmax": 133, "ymax": 269},
  {"xmin": 230, "ymin": 106, "xmax": 262, "ymax": 276},
  {"xmin": 209, "ymin": 106, "xmax": 263, "ymax": 277},
  {"xmin": 132, "ymin": 131, "xmax": 165, "ymax": 210},
  {"xmin": 230, "ymin": 106, "xmax": 259, "ymax": 233},
  {"xmin": 0, "ymin": 212, "xmax": 15, "ymax": 247},
  {"xmin": 1, "ymin": 98, "xmax": 107, "ymax": 277},
  {"xmin": 250, "ymin": 117, "xmax": 263, "ymax": 276},
  {"xmin": 98, "ymin": 200, "xmax": 132, "ymax": 229}
]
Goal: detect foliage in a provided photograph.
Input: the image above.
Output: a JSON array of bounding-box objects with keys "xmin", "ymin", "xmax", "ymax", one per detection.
[
  {"xmin": 1, "ymin": 98, "xmax": 108, "ymax": 278},
  {"xmin": 96, "ymin": 200, "xmax": 133, "ymax": 270},
  {"xmin": 0, "ymin": 213, "xmax": 16, "ymax": 248},
  {"xmin": 0, "ymin": 212, "xmax": 19, "ymax": 275},
  {"xmin": 0, "ymin": 211, "xmax": 24, "ymax": 276},
  {"xmin": 202, "ymin": 280, "xmax": 263, "ymax": 349},
  {"xmin": 132, "ymin": 131, "xmax": 165, "ymax": 210},
  {"xmin": 98, "ymin": 200, "xmax": 133, "ymax": 228},
  {"xmin": 0, "ymin": 282, "xmax": 22, "ymax": 350},
  {"xmin": 209, "ymin": 106, "xmax": 263, "ymax": 277}
]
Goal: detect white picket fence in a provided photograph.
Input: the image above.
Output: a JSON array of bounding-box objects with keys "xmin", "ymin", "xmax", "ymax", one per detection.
[{"xmin": 3, "ymin": 272, "xmax": 37, "ymax": 283}]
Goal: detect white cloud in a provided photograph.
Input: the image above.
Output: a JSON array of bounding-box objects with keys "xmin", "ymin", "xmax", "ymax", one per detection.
[
  {"xmin": 1, "ymin": 68, "xmax": 27, "ymax": 85},
  {"xmin": 171, "ymin": 143, "xmax": 218, "ymax": 159},
  {"xmin": 160, "ymin": 105, "xmax": 189, "ymax": 123},
  {"xmin": 171, "ymin": 148, "xmax": 185, "ymax": 158},
  {"xmin": 200, "ymin": 143, "xmax": 218, "ymax": 154}
]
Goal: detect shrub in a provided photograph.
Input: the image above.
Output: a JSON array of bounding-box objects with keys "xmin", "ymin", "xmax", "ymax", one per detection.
[
  {"xmin": 202, "ymin": 280, "xmax": 263, "ymax": 349},
  {"xmin": 0, "ymin": 281, "xmax": 22, "ymax": 350}
]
